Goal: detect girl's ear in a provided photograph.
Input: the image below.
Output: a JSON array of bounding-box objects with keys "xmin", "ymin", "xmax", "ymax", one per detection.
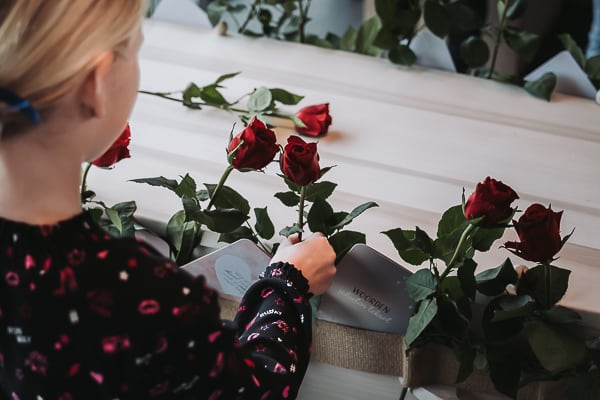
[{"xmin": 78, "ymin": 52, "xmax": 115, "ymax": 119}]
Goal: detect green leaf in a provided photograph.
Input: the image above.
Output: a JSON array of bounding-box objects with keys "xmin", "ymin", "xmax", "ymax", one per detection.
[
  {"xmin": 325, "ymin": 32, "xmax": 341, "ymax": 49},
  {"xmin": 382, "ymin": 228, "xmax": 430, "ymax": 265},
  {"xmin": 340, "ymin": 25, "xmax": 358, "ymax": 51},
  {"xmin": 182, "ymin": 83, "xmax": 203, "ymax": 108},
  {"xmin": 373, "ymin": 27, "xmax": 398, "ymax": 50},
  {"xmin": 506, "ymin": 0, "xmax": 528, "ymax": 20},
  {"xmin": 175, "ymin": 174, "xmax": 197, "ymax": 198},
  {"xmin": 166, "ymin": 210, "xmax": 199, "ymax": 265},
  {"xmin": 482, "ymin": 295, "xmax": 524, "ymax": 341},
  {"xmin": 196, "ymin": 189, "xmax": 210, "ymax": 202},
  {"xmin": 201, "ymin": 208, "xmax": 248, "ymax": 233},
  {"xmin": 304, "ymin": 181, "xmax": 337, "ymax": 202},
  {"xmin": 440, "ymin": 276, "xmax": 472, "ymax": 319},
  {"xmin": 307, "ymin": 197, "xmax": 335, "ymax": 236},
  {"xmin": 434, "ymin": 206, "xmax": 470, "ymax": 265},
  {"xmin": 437, "ymin": 295, "xmax": 470, "ymax": 338},
  {"xmin": 355, "ymin": 16, "xmax": 382, "ymax": 56},
  {"xmin": 471, "ymin": 225, "xmax": 505, "ymax": 252},
  {"xmin": 254, "ymin": 207, "xmax": 275, "ymax": 239},
  {"xmin": 200, "ymin": 85, "xmax": 229, "ymax": 106},
  {"xmin": 446, "ymin": 2, "xmax": 484, "ymax": 32},
  {"xmin": 459, "ymin": 36, "xmax": 490, "ymax": 68},
  {"xmin": 437, "ymin": 205, "xmax": 467, "ymax": 237},
  {"xmin": 269, "ymin": 88, "xmax": 304, "ymax": 105},
  {"xmin": 182, "ymin": 196, "xmax": 202, "ymax": 223},
  {"xmin": 279, "ymin": 224, "xmax": 303, "ymax": 237},
  {"xmin": 496, "ymin": 1, "xmax": 506, "ymax": 21},
  {"xmin": 304, "ymin": 35, "xmax": 335, "ymax": 49},
  {"xmin": 559, "ymin": 33, "xmax": 586, "ymax": 69},
  {"xmin": 331, "ymin": 201, "xmax": 379, "ymax": 230},
  {"xmin": 526, "ymin": 319, "xmax": 587, "ymax": 372},
  {"xmin": 130, "ymin": 176, "xmax": 179, "ymax": 193},
  {"xmin": 274, "ymin": 191, "xmax": 300, "ymax": 207},
  {"xmin": 503, "ymin": 28, "xmax": 541, "ymax": 63},
  {"xmin": 204, "ymin": 184, "xmax": 251, "ymax": 216},
  {"xmin": 406, "ymin": 269, "xmax": 437, "ymax": 302},
  {"xmin": 585, "ymin": 55, "xmax": 600, "ymax": 88},
  {"xmin": 455, "ymin": 345, "xmax": 476, "ymax": 383},
  {"xmin": 423, "ymin": 0, "xmax": 450, "ymax": 38},
  {"xmin": 487, "ymin": 344, "xmax": 521, "ymax": 399},
  {"xmin": 374, "ymin": 0, "xmax": 399, "ymax": 24},
  {"xmin": 105, "ymin": 207, "xmax": 122, "ymax": 233},
  {"xmin": 107, "ymin": 201, "xmax": 137, "ymax": 238},
  {"xmin": 457, "ymin": 258, "xmax": 477, "ymax": 300},
  {"xmin": 206, "ymin": 3, "xmax": 227, "ymax": 26},
  {"xmin": 389, "ymin": 44, "xmax": 417, "ymax": 66},
  {"xmin": 214, "ymin": 71, "xmax": 241, "ymax": 85},
  {"xmin": 219, "ymin": 226, "xmax": 255, "ymax": 244},
  {"xmin": 247, "ymin": 86, "xmax": 273, "ymax": 112},
  {"xmin": 476, "ymin": 258, "xmax": 518, "ymax": 296},
  {"xmin": 492, "ymin": 294, "xmax": 535, "ymax": 321},
  {"xmin": 523, "ymin": 72, "xmax": 557, "ymax": 101},
  {"xmin": 405, "ymin": 297, "xmax": 438, "ymax": 345},
  {"xmin": 88, "ymin": 208, "xmax": 103, "ymax": 225},
  {"xmin": 517, "ymin": 264, "xmax": 571, "ymax": 309},
  {"xmin": 328, "ymin": 230, "xmax": 366, "ymax": 263},
  {"xmin": 541, "ymin": 305, "xmax": 582, "ymax": 325},
  {"xmin": 81, "ymin": 189, "xmax": 96, "ymax": 203}
]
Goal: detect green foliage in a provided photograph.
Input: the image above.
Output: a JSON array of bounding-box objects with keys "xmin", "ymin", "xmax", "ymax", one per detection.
[
  {"xmin": 140, "ymin": 71, "xmax": 306, "ymax": 125},
  {"xmin": 384, "ymin": 180, "xmax": 595, "ymax": 398}
]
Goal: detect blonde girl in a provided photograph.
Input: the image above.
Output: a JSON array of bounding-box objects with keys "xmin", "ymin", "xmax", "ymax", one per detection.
[{"xmin": 0, "ymin": 1, "xmax": 336, "ymax": 399}]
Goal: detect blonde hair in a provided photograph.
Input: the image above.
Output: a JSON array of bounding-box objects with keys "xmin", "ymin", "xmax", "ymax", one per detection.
[{"xmin": 0, "ymin": 0, "xmax": 147, "ymax": 136}]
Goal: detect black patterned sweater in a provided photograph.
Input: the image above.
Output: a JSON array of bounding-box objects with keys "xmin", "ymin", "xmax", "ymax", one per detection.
[{"xmin": 0, "ymin": 211, "xmax": 312, "ymax": 399}]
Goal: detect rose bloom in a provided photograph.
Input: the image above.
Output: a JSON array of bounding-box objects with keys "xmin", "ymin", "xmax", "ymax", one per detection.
[
  {"xmin": 504, "ymin": 203, "xmax": 566, "ymax": 263},
  {"xmin": 280, "ymin": 135, "xmax": 320, "ymax": 186},
  {"xmin": 294, "ymin": 103, "xmax": 332, "ymax": 137},
  {"xmin": 227, "ymin": 117, "xmax": 279, "ymax": 170},
  {"xmin": 464, "ymin": 177, "xmax": 519, "ymax": 227},
  {"xmin": 92, "ymin": 124, "xmax": 131, "ymax": 168}
]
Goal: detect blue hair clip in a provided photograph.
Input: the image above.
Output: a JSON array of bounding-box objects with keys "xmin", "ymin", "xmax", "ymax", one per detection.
[{"xmin": 0, "ymin": 87, "xmax": 41, "ymax": 124}]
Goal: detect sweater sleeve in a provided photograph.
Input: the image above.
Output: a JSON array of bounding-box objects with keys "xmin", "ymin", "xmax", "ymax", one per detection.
[
  {"xmin": 95, "ymin": 243, "xmax": 314, "ymax": 400},
  {"xmin": 233, "ymin": 261, "xmax": 313, "ymax": 399}
]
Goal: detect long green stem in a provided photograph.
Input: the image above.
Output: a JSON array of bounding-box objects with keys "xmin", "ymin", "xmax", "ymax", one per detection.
[
  {"xmin": 297, "ymin": 185, "xmax": 307, "ymax": 241},
  {"xmin": 80, "ymin": 162, "xmax": 93, "ymax": 203},
  {"xmin": 439, "ymin": 223, "xmax": 476, "ymax": 281},
  {"xmin": 207, "ymin": 165, "xmax": 234, "ymax": 211},
  {"xmin": 138, "ymin": 90, "xmax": 293, "ymax": 123},
  {"xmin": 543, "ymin": 262, "xmax": 551, "ymax": 309},
  {"xmin": 244, "ymin": 220, "xmax": 272, "ymax": 254},
  {"xmin": 297, "ymin": 0, "xmax": 311, "ymax": 43},
  {"xmin": 487, "ymin": 0, "xmax": 510, "ymax": 79},
  {"xmin": 239, "ymin": 0, "xmax": 260, "ymax": 33}
]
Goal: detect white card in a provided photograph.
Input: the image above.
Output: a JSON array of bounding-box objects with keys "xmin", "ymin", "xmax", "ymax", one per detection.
[
  {"xmin": 525, "ymin": 50, "xmax": 597, "ymax": 99},
  {"xmin": 410, "ymin": 28, "xmax": 457, "ymax": 73}
]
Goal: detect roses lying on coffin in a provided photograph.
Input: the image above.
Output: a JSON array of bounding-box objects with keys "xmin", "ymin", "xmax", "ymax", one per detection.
[
  {"xmin": 294, "ymin": 103, "xmax": 332, "ymax": 138},
  {"xmin": 385, "ymin": 176, "xmax": 586, "ymax": 399},
  {"xmin": 140, "ymin": 72, "xmax": 333, "ymax": 138},
  {"xmin": 81, "ymin": 123, "xmax": 137, "ymax": 238},
  {"xmin": 133, "ymin": 117, "xmax": 377, "ymax": 265}
]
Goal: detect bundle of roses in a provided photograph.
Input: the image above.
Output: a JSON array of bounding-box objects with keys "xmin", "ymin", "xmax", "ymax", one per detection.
[
  {"xmin": 385, "ymin": 177, "xmax": 598, "ymax": 399},
  {"xmin": 132, "ymin": 117, "xmax": 377, "ymax": 265}
]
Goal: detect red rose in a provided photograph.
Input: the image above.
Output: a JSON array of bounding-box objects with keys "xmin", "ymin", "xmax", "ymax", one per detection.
[
  {"xmin": 92, "ymin": 124, "xmax": 131, "ymax": 168},
  {"xmin": 227, "ymin": 117, "xmax": 279, "ymax": 170},
  {"xmin": 504, "ymin": 204, "xmax": 567, "ymax": 263},
  {"xmin": 464, "ymin": 177, "xmax": 519, "ymax": 227},
  {"xmin": 280, "ymin": 135, "xmax": 320, "ymax": 186},
  {"xmin": 294, "ymin": 103, "xmax": 332, "ymax": 137}
]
